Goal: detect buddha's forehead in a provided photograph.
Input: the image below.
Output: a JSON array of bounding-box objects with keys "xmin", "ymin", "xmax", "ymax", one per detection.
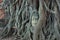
[{"xmin": 32, "ymin": 16, "xmax": 38, "ymax": 18}]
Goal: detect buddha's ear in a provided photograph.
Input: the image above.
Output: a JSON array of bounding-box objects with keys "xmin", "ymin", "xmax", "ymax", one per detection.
[{"xmin": 0, "ymin": 0, "xmax": 3, "ymax": 3}]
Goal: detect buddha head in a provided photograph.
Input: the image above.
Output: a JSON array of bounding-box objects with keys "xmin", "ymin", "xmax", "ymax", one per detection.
[{"xmin": 31, "ymin": 10, "xmax": 39, "ymax": 27}]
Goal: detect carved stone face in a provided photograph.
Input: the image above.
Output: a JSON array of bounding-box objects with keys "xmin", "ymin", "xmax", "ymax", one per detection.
[{"xmin": 32, "ymin": 15, "xmax": 38, "ymax": 27}]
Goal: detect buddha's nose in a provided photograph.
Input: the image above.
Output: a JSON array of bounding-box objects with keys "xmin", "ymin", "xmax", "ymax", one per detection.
[{"xmin": 0, "ymin": 0, "xmax": 3, "ymax": 3}]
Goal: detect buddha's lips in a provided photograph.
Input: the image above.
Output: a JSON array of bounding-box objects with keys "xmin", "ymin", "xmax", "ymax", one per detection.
[
  {"xmin": 0, "ymin": 0, "xmax": 3, "ymax": 3},
  {"xmin": 0, "ymin": 9, "xmax": 5, "ymax": 19}
]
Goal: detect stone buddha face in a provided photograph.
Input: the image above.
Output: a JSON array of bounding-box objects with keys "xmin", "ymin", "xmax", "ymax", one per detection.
[{"xmin": 31, "ymin": 11, "xmax": 39, "ymax": 27}]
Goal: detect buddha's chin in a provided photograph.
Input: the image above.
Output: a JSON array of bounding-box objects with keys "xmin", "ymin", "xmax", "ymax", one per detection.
[{"xmin": 32, "ymin": 24, "xmax": 36, "ymax": 27}]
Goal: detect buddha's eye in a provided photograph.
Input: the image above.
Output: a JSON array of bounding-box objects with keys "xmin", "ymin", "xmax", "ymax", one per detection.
[
  {"xmin": 35, "ymin": 18, "xmax": 38, "ymax": 20},
  {"xmin": 32, "ymin": 17, "xmax": 35, "ymax": 20}
]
